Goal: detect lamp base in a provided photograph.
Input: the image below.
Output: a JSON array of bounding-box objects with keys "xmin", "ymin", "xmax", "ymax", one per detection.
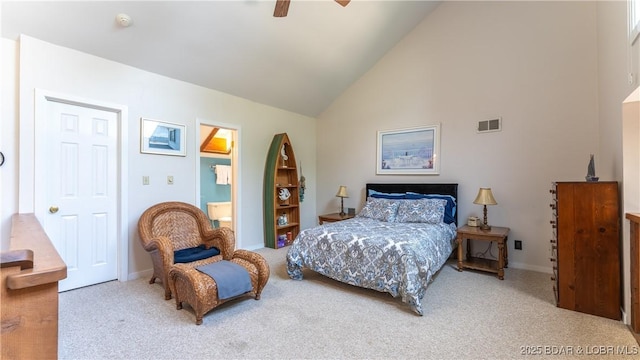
[
  {"xmin": 339, "ymin": 211, "xmax": 346, "ymax": 217},
  {"xmin": 480, "ymin": 205, "xmax": 491, "ymax": 231}
]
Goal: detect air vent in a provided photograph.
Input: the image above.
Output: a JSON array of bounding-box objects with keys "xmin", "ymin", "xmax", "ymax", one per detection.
[{"xmin": 477, "ymin": 118, "xmax": 502, "ymax": 133}]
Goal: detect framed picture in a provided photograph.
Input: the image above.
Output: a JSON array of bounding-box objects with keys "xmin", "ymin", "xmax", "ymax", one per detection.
[
  {"xmin": 376, "ymin": 124, "xmax": 440, "ymax": 175},
  {"xmin": 140, "ymin": 118, "xmax": 186, "ymax": 156}
]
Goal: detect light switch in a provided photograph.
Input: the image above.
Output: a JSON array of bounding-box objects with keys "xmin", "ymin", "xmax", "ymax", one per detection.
[
  {"xmin": 142, "ymin": 176, "xmax": 149, "ymax": 185},
  {"xmin": 167, "ymin": 176, "xmax": 174, "ymax": 185}
]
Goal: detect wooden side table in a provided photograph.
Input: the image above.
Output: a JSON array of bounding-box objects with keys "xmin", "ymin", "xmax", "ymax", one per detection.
[
  {"xmin": 318, "ymin": 213, "xmax": 354, "ymax": 225},
  {"xmin": 456, "ymin": 225, "xmax": 510, "ymax": 280}
]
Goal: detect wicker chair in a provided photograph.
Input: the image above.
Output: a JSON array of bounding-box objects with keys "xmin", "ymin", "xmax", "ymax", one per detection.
[{"xmin": 137, "ymin": 201, "xmax": 269, "ymax": 302}]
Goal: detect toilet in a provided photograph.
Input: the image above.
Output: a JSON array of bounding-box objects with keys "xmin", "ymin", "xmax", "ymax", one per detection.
[{"xmin": 206, "ymin": 202, "xmax": 233, "ymax": 229}]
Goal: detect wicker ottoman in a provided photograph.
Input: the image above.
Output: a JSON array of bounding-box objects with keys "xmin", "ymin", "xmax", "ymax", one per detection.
[{"xmin": 168, "ymin": 250, "xmax": 270, "ymax": 325}]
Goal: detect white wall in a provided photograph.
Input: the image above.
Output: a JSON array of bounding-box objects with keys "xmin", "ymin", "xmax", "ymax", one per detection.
[
  {"xmin": 2, "ymin": 36, "xmax": 317, "ymax": 279},
  {"xmin": 1, "ymin": 39, "xmax": 19, "ymax": 246},
  {"xmin": 596, "ymin": 0, "xmax": 640, "ymax": 330},
  {"xmin": 622, "ymin": 86, "xmax": 640, "ymax": 326},
  {"xmin": 317, "ymin": 1, "xmax": 600, "ymax": 273}
]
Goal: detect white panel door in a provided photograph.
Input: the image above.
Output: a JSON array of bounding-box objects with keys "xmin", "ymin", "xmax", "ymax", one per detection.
[{"xmin": 43, "ymin": 101, "xmax": 118, "ymax": 292}]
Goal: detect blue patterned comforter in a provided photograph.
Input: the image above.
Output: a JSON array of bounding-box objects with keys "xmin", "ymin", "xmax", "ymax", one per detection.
[{"xmin": 286, "ymin": 217, "xmax": 457, "ymax": 315}]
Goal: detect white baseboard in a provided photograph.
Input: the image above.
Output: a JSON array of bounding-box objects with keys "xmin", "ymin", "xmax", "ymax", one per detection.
[
  {"xmin": 127, "ymin": 268, "xmax": 153, "ymax": 281},
  {"xmin": 508, "ymin": 261, "xmax": 553, "ymax": 274}
]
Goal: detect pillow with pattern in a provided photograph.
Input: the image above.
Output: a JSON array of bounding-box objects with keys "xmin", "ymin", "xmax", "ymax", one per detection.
[
  {"xmin": 405, "ymin": 193, "xmax": 456, "ymax": 224},
  {"xmin": 395, "ymin": 198, "xmax": 447, "ymax": 224},
  {"xmin": 357, "ymin": 198, "xmax": 400, "ymax": 222}
]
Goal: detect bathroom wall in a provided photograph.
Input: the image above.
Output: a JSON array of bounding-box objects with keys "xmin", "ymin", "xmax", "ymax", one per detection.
[{"xmin": 199, "ymin": 155, "xmax": 232, "ymax": 214}]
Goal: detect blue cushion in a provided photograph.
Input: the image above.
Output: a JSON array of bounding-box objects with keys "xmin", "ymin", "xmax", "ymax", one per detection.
[
  {"xmin": 368, "ymin": 190, "xmax": 407, "ymax": 199},
  {"xmin": 370, "ymin": 193, "xmax": 406, "ymax": 199},
  {"xmin": 174, "ymin": 244, "xmax": 220, "ymax": 263},
  {"xmin": 196, "ymin": 260, "xmax": 252, "ymax": 300},
  {"xmin": 405, "ymin": 193, "xmax": 457, "ymax": 224}
]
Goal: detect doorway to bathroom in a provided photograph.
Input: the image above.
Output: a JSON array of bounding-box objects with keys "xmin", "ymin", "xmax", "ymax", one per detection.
[{"xmin": 197, "ymin": 121, "xmax": 238, "ymax": 239}]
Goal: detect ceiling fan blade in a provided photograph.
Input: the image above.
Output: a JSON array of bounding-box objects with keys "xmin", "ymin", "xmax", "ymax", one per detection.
[
  {"xmin": 274, "ymin": 0, "xmax": 290, "ymax": 17},
  {"xmin": 335, "ymin": 0, "xmax": 350, "ymax": 7}
]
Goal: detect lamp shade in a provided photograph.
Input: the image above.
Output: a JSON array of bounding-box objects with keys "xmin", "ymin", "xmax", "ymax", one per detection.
[
  {"xmin": 473, "ymin": 188, "xmax": 497, "ymax": 205},
  {"xmin": 336, "ymin": 185, "xmax": 348, "ymax": 198}
]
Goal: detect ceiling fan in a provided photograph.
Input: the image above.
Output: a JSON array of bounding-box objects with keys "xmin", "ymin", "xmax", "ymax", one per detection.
[{"xmin": 274, "ymin": 0, "xmax": 350, "ymax": 17}]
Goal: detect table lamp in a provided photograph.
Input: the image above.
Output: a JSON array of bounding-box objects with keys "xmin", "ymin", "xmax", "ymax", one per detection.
[
  {"xmin": 473, "ymin": 187, "xmax": 497, "ymax": 230},
  {"xmin": 336, "ymin": 186, "xmax": 348, "ymax": 216}
]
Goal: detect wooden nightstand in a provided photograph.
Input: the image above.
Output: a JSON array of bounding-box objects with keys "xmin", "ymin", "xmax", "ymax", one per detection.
[
  {"xmin": 456, "ymin": 225, "xmax": 510, "ymax": 280},
  {"xmin": 318, "ymin": 213, "xmax": 355, "ymax": 225}
]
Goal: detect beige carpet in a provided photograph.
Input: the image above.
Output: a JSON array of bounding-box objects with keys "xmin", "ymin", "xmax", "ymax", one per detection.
[{"xmin": 59, "ymin": 247, "xmax": 637, "ymax": 359}]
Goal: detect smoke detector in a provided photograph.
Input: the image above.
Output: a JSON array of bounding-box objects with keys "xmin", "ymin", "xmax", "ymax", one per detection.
[{"xmin": 116, "ymin": 13, "xmax": 132, "ymax": 27}]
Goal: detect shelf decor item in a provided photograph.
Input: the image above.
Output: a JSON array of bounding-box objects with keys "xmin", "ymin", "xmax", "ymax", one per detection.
[
  {"xmin": 299, "ymin": 162, "xmax": 306, "ymax": 202},
  {"xmin": 281, "ymin": 145, "xmax": 288, "ymax": 167},
  {"xmin": 263, "ymin": 133, "xmax": 300, "ymax": 249},
  {"xmin": 585, "ymin": 154, "xmax": 599, "ymax": 182},
  {"xmin": 278, "ymin": 188, "xmax": 291, "ymax": 205},
  {"xmin": 473, "ymin": 188, "xmax": 497, "ymax": 231}
]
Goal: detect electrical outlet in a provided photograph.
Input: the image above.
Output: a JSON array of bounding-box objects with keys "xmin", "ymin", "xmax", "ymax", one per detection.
[
  {"xmin": 142, "ymin": 176, "xmax": 149, "ymax": 185},
  {"xmin": 167, "ymin": 176, "xmax": 174, "ymax": 185},
  {"xmin": 514, "ymin": 240, "xmax": 522, "ymax": 250}
]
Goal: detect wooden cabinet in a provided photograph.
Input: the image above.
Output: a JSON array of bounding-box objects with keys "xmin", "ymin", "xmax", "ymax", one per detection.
[
  {"xmin": 2, "ymin": 214, "xmax": 67, "ymax": 360},
  {"xmin": 627, "ymin": 213, "xmax": 640, "ymax": 333},
  {"xmin": 550, "ymin": 181, "xmax": 620, "ymax": 320},
  {"xmin": 263, "ymin": 133, "xmax": 300, "ymax": 249}
]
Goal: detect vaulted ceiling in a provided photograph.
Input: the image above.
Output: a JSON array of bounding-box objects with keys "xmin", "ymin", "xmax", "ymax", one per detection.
[{"xmin": 2, "ymin": 1, "xmax": 440, "ymax": 117}]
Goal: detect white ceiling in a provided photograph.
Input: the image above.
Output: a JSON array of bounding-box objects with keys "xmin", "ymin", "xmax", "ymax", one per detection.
[{"xmin": 2, "ymin": 1, "xmax": 440, "ymax": 117}]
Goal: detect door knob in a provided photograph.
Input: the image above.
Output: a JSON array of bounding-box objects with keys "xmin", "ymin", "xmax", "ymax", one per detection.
[{"xmin": 49, "ymin": 206, "xmax": 59, "ymax": 214}]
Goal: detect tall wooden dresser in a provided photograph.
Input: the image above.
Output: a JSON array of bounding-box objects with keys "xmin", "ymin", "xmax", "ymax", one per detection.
[{"xmin": 549, "ymin": 181, "xmax": 620, "ymax": 320}]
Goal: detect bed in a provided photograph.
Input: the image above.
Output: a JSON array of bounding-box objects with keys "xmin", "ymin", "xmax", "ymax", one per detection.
[{"xmin": 286, "ymin": 183, "xmax": 458, "ymax": 315}]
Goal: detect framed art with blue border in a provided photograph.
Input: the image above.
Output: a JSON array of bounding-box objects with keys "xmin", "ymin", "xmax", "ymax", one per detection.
[{"xmin": 376, "ymin": 124, "xmax": 440, "ymax": 175}]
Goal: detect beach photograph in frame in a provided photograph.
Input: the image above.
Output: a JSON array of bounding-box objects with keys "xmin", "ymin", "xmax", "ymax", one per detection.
[
  {"xmin": 140, "ymin": 118, "xmax": 186, "ymax": 156},
  {"xmin": 376, "ymin": 124, "xmax": 440, "ymax": 175}
]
